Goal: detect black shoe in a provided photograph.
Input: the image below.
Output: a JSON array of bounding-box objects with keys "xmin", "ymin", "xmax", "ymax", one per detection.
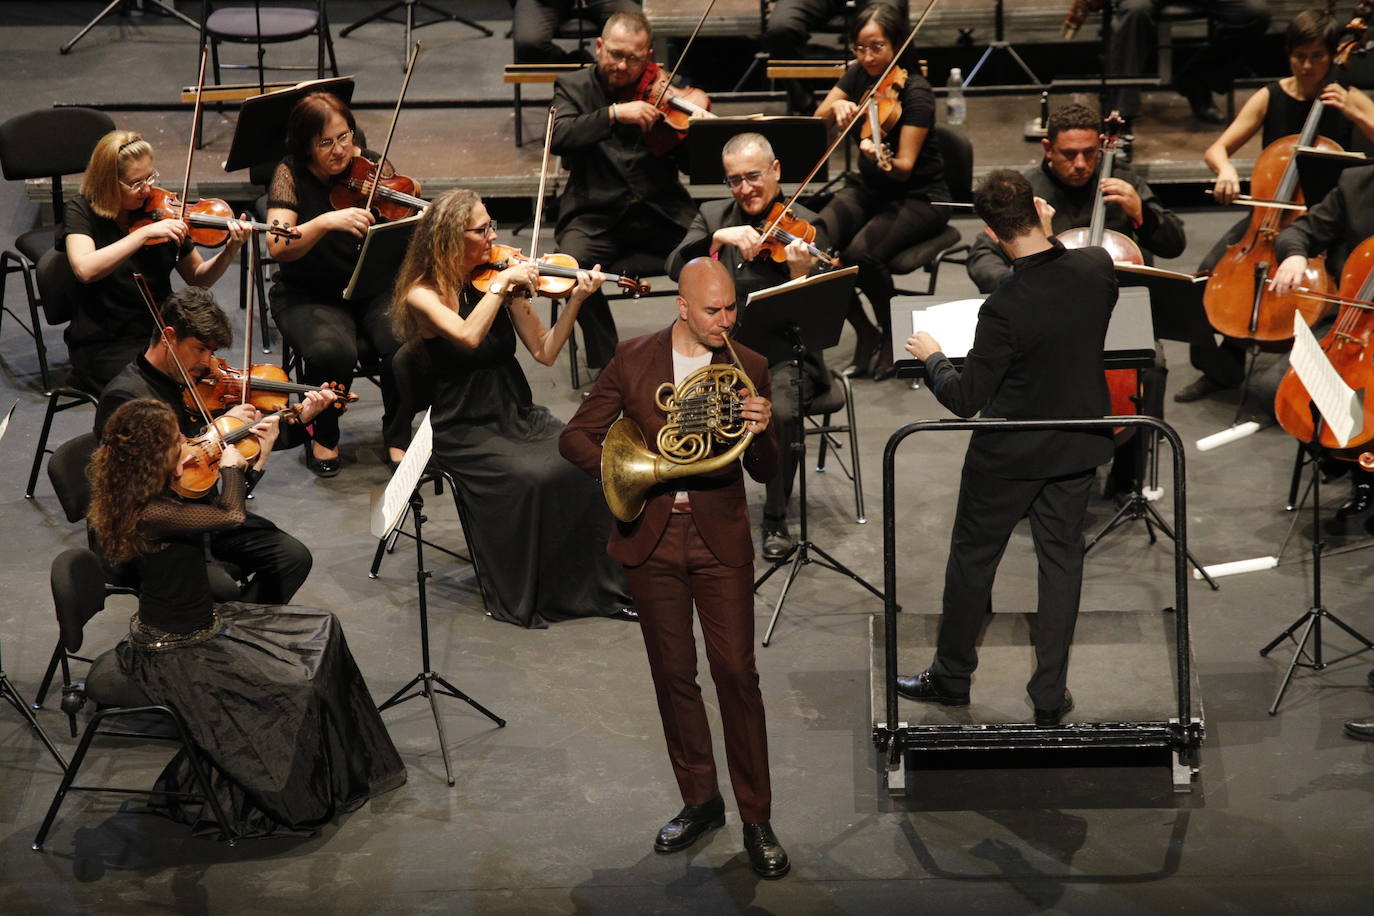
[
  {"xmin": 1178, "ymin": 81, "xmax": 1225, "ymax": 124},
  {"xmin": 1173, "ymin": 375, "xmax": 1226, "ymax": 403},
  {"xmin": 743, "ymin": 822, "xmax": 790, "ymax": 879},
  {"xmin": 895, "ymin": 669, "xmax": 970, "ymax": 706},
  {"xmin": 654, "ymin": 797, "xmax": 725, "ymax": 853},
  {"xmin": 305, "ymin": 447, "xmax": 341, "ymax": 478},
  {"xmin": 1344, "ymin": 716, "xmax": 1374, "ymax": 741},
  {"xmin": 1034, "ymin": 689, "xmax": 1074, "ymax": 726},
  {"xmin": 609, "ymin": 607, "xmax": 640, "ymax": 622},
  {"xmin": 762, "ymin": 526, "xmax": 794, "ymax": 561},
  {"xmin": 1336, "ymin": 484, "xmax": 1374, "ymax": 520}
]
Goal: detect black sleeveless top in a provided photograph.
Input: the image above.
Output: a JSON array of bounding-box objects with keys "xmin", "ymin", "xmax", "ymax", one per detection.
[{"xmin": 1261, "ymin": 80, "xmax": 1353, "ymax": 149}]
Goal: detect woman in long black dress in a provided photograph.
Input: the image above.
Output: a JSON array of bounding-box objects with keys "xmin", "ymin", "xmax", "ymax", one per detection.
[
  {"xmin": 61, "ymin": 130, "xmax": 249, "ymax": 389},
  {"xmin": 265, "ymin": 91, "xmax": 405, "ymax": 476},
  {"xmin": 814, "ymin": 1, "xmax": 950, "ymax": 380},
  {"xmin": 87, "ymin": 399, "xmax": 405, "ymax": 837},
  {"xmin": 390, "ymin": 189, "xmax": 634, "ymax": 628}
]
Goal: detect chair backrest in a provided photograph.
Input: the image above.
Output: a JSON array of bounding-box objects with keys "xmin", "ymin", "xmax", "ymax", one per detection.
[
  {"xmin": 35, "ymin": 248, "xmax": 81, "ymax": 326},
  {"xmin": 48, "ymin": 432, "xmax": 99, "ymax": 524},
  {"xmin": 932, "ymin": 124, "xmax": 974, "ymax": 204},
  {"xmin": 0, "ymin": 107, "xmax": 116, "ymax": 223},
  {"xmin": 50, "ymin": 548, "xmax": 110, "ymax": 654}
]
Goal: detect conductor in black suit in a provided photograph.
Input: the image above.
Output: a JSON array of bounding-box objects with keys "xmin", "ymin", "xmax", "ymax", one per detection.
[
  {"xmin": 897, "ymin": 169, "xmax": 1118, "ymax": 726},
  {"xmin": 550, "ymin": 10, "xmax": 697, "ymax": 370}
]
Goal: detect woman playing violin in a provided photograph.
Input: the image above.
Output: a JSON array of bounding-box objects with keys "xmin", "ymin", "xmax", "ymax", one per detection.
[
  {"xmin": 59, "ymin": 130, "xmax": 250, "ymax": 389},
  {"xmin": 390, "ymin": 189, "xmax": 635, "ymax": 629},
  {"xmin": 88, "ymin": 397, "xmax": 405, "ymax": 838},
  {"xmin": 265, "ymin": 91, "xmax": 404, "ymax": 476},
  {"xmin": 814, "ymin": 1, "xmax": 950, "ymax": 380},
  {"xmin": 1181, "ymin": 8, "xmax": 1374, "ymax": 403}
]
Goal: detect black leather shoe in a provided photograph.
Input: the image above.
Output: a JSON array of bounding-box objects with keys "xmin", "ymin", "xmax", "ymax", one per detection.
[
  {"xmin": 1336, "ymin": 484, "xmax": 1374, "ymax": 520},
  {"xmin": 305, "ymin": 448, "xmax": 341, "ymax": 478},
  {"xmin": 743, "ymin": 822, "xmax": 790, "ymax": 879},
  {"xmin": 762, "ymin": 527, "xmax": 794, "ymax": 561},
  {"xmin": 1178, "ymin": 82, "xmax": 1226, "ymax": 124},
  {"xmin": 895, "ymin": 669, "xmax": 970, "ymax": 706},
  {"xmin": 609, "ymin": 607, "xmax": 639, "ymax": 623},
  {"xmin": 654, "ymin": 797, "xmax": 725, "ymax": 853},
  {"xmin": 1034, "ymin": 689, "xmax": 1074, "ymax": 726},
  {"xmin": 1344, "ymin": 716, "xmax": 1374, "ymax": 741},
  {"xmin": 1173, "ymin": 375, "xmax": 1225, "ymax": 403}
]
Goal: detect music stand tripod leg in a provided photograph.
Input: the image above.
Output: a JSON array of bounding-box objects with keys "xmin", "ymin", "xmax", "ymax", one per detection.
[{"xmin": 1, "ymin": 670, "xmax": 67, "ymax": 771}]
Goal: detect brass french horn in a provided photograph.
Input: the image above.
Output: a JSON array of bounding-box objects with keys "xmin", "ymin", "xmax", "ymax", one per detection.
[{"xmin": 601, "ymin": 333, "xmax": 756, "ymax": 522}]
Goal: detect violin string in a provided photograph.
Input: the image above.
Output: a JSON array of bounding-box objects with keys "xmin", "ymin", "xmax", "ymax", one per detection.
[{"xmin": 762, "ymin": 0, "xmax": 941, "ymax": 242}]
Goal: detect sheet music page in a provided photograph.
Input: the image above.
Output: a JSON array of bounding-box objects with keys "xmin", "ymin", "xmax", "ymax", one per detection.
[
  {"xmin": 910, "ymin": 298, "xmax": 983, "ymax": 359},
  {"xmin": 1289, "ymin": 312, "xmax": 1363, "ymax": 448},
  {"xmin": 371, "ymin": 409, "xmax": 434, "ymax": 538}
]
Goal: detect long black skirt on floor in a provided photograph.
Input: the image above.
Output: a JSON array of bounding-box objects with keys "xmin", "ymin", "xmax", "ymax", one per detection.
[{"xmin": 116, "ymin": 603, "xmax": 406, "ymax": 839}]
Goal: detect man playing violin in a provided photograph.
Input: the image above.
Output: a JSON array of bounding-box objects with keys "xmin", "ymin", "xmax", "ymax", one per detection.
[
  {"xmin": 550, "ymin": 10, "xmax": 697, "ymax": 373},
  {"xmin": 666, "ymin": 131, "xmax": 831, "ymax": 560},
  {"xmin": 966, "ymin": 103, "xmax": 1186, "ymax": 294},
  {"xmin": 95, "ymin": 286, "xmax": 336, "ymax": 605}
]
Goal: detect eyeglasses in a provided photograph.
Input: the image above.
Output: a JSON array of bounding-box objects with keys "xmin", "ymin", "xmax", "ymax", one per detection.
[
  {"xmin": 118, "ymin": 169, "xmax": 159, "ymax": 191},
  {"xmin": 723, "ymin": 170, "xmax": 767, "ymax": 189},
  {"xmin": 316, "ymin": 129, "xmax": 355, "ymax": 152},
  {"xmin": 464, "ymin": 220, "xmax": 498, "ymax": 236},
  {"xmin": 603, "ymin": 48, "xmax": 649, "ymax": 66},
  {"xmin": 851, "ymin": 41, "xmax": 890, "ymax": 56}
]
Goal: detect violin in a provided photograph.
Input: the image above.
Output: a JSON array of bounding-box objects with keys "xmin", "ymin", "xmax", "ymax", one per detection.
[
  {"xmin": 471, "ymin": 243, "xmax": 651, "ymax": 298},
  {"xmin": 173, "ymin": 404, "xmax": 301, "ymax": 500},
  {"xmin": 631, "ymin": 62, "xmax": 716, "ymax": 158},
  {"xmin": 1061, "ymin": 0, "xmax": 1105, "ymax": 39},
  {"xmin": 182, "ymin": 356, "xmax": 356, "ymax": 418},
  {"xmin": 1273, "ymin": 235, "xmax": 1374, "ymax": 453},
  {"xmin": 130, "ymin": 187, "xmax": 300, "ymax": 247},
  {"xmin": 1056, "ymin": 111, "xmax": 1143, "ymax": 439},
  {"xmin": 328, "ymin": 155, "xmax": 428, "ymax": 223},
  {"xmin": 755, "ymin": 202, "xmax": 840, "ymax": 268},
  {"xmin": 860, "ymin": 65, "xmax": 906, "ymax": 172}
]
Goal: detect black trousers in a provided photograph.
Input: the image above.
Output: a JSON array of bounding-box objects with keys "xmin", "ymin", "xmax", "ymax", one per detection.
[
  {"xmin": 763, "ymin": 358, "xmax": 827, "ymax": 526},
  {"xmin": 512, "ymin": 0, "xmax": 637, "ymax": 63},
  {"xmin": 210, "ymin": 511, "xmax": 313, "ymax": 605},
  {"xmin": 1108, "ymin": 0, "xmax": 1271, "ymax": 120},
  {"xmin": 68, "ymin": 336, "xmax": 147, "ymax": 392},
  {"xmin": 765, "ymin": 0, "xmax": 909, "ymax": 112},
  {"xmin": 556, "ymin": 208, "xmax": 687, "ymax": 369},
  {"xmin": 269, "ymin": 282, "xmax": 403, "ymax": 450},
  {"xmin": 928, "ymin": 464, "xmax": 1095, "ymax": 710},
  {"xmin": 817, "ymin": 186, "xmax": 949, "ymax": 336},
  {"xmin": 1190, "ymin": 215, "xmax": 1249, "ymax": 387}
]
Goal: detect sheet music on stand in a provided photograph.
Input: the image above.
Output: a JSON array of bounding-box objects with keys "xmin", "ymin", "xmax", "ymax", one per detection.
[
  {"xmin": 371, "ymin": 409, "xmax": 433, "ymax": 539},
  {"xmin": 1289, "ymin": 311, "xmax": 1363, "ymax": 447},
  {"xmin": 737, "ymin": 266, "xmax": 856, "ymax": 364},
  {"xmin": 909, "ymin": 297, "xmax": 982, "ymax": 358},
  {"xmin": 343, "ymin": 214, "xmax": 421, "ymax": 301}
]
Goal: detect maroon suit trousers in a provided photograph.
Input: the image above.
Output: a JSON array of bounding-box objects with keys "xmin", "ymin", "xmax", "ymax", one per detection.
[{"xmin": 623, "ymin": 513, "xmax": 772, "ymax": 824}]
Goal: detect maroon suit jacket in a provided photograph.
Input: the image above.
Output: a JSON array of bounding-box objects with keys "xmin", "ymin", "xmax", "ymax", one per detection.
[{"xmin": 559, "ymin": 324, "xmax": 780, "ymax": 568}]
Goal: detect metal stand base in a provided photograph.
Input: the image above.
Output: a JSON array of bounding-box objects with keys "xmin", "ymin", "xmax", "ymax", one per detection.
[
  {"xmin": 1087, "ymin": 492, "xmax": 1218, "ymax": 589},
  {"xmin": 342, "ymin": 0, "xmax": 493, "ymax": 66},
  {"xmin": 964, "ymin": 41, "xmax": 1041, "ymax": 87},
  {"xmin": 1260, "ymin": 606, "xmax": 1374, "ymax": 716},
  {"xmin": 757, "ymin": 539, "xmax": 884, "ymax": 647},
  {"xmin": 61, "ymin": 0, "xmax": 199, "ymax": 55}
]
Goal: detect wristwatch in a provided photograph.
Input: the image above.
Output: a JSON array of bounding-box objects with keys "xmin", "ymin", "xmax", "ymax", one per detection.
[{"xmin": 488, "ymin": 280, "xmax": 506, "ymax": 295}]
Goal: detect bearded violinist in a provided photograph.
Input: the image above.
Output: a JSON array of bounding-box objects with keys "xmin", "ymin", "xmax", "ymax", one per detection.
[
  {"xmin": 1181, "ymin": 8, "xmax": 1374, "ymax": 404},
  {"xmin": 665, "ymin": 132, "xmax": 830, "ymax": 560},
  {"xmin": 94, "ymin": 286, "xmax": 336, "ymax": 606},
  {"xmin": 59, "ymin": 130, "xmax": 250, "ymax": 390},
  {"xmin": 550, "ymin": 10, "xmax": 697, "ymax": 374}
]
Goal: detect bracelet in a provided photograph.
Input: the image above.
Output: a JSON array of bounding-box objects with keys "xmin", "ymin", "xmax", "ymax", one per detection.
[{"xmin": 610, "ymin": 103, "xmax": 618, "ymax": 124}]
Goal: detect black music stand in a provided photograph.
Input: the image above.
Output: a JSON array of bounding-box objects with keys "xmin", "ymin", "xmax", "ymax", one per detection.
[
  {"xmin": 686, "ymin": 117, "xmax": 829, "ymax": 187},
  {"xmin": 60, "ymin": 0, "xmax": 199, "ymax": 55},
  {"xmin": 372, "ymin": 413, "xmax": 505, "ymax": 785},
  {"xmin": 341, "ymin": 1, "xmax": 492, "ymax": 66},
  {"xmin": 343, "ymin": 214, "xmax": 421, "ymax": 301},
  {"xmin": 1295, "ymin": 146, "xmax": 1374, "ymax": 206},
  {"xmin": 734, "ymin": 268, "xmax": 885, "ymax": 646},
  {"xmin": 223, "ymin": 76, "xmax": 356, "ymax": 171}
]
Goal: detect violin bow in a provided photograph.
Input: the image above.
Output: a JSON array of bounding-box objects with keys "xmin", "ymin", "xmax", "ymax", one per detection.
[
  {"xmin": 529, "ymin": 106, "xmax": 557, "ymax": 266},
  {"xmin": 133, "ymin": 273, "xmax": 215, "ymax": 430},
  {"xmin": 241, "ymin": 239, "xmax": 257, "ymax": 406},
  {"xmin": 365, "ymin": 42, "xmax": 422, "ymax": 218},
  {"xmin": 653, "ymin": 0, "xmax": 719, "ymax": 108},
  {"xmin": 761, "ymin": 0, "xmax": 941, "ymax": 243},
  {"xmin": 173, "ymin": 45, "xmax": 212, "ymax": 255}
]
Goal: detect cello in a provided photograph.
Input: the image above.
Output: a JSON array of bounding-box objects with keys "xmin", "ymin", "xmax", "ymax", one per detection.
[
  {"xmin": 1201, "ymin": 77, "xmax": 1343, "ymax": 343},
  {"xmin": 1056, "ymin": 112, "xmax": 1143, "ymax": 436}
]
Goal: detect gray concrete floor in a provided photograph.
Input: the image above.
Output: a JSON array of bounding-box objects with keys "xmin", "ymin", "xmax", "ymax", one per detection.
[{"xmin": 1, "ymin": 5, "xmax": 1373, "ymax": 914}]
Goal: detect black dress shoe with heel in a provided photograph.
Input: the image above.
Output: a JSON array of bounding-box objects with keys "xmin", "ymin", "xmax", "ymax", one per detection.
[
  {"xmin": 654, "ymin": 797, "xmax": 725, "ymax": 853},
  {"xmin": 305, "ymin": 447, "xmax": 341, "ymax": 478},
  {"xmin": 1034, "ymin": 689, "xmax": 1074, "ymax": 727},
  {"xmin": 743, "ymin": 822, "xmax": 790, "ymax": 879},
  {"xmin": 895, "ymin": 669, "xmax": 970, "ymax": 706}
]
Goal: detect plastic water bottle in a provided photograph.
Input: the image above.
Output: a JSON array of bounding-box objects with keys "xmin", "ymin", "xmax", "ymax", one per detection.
[{"xmin": 945, "ymin": 68, "xmax": 966, "ymax": 126}]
